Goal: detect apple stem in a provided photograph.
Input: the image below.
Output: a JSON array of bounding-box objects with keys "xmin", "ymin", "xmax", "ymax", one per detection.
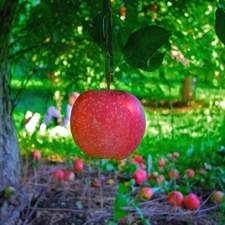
[{"xmin": 103, "ymin": 0, "xmax": 111, "ymax": 90}]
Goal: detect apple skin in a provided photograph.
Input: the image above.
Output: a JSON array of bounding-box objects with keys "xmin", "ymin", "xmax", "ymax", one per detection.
[
  {"xmin": 167, "ymin": 191, "xmax": 184, "ymax": 206},
  {"xmin": 139, "ymin": 187, "xmax": 153, "ymax": 200},
  {"xmin": 74, "ymin": 158, "xmax": 84, "ymax": 171},
  {"xmin": 183, "ymin": 193, "xmax": 200, "ymax": 210},
  {"xmin": 211, "ymin": 191, "xmax": 224, "ymax": 204},
  {"xmin": 70, "ymin": 90, "xmax": 146, "ymax": 159},
  {"xmin": 168, "ymin": 170, "xmax": 180, "ymax": 180},
  {"xmin": 31, "ymin": 150, "xmax": 41, "ymax": 161}
]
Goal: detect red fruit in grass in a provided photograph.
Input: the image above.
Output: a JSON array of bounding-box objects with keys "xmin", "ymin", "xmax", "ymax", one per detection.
[
  {"xmin": 53, "ymin": 170, "xmax": 65, "ymax": 180},
  {"xmin": 183, "ymin": 193, "xmax": 200, "ymax": 210},
  {"xmin": 168, "ymin": 170, "xmax": 180, "ymax": 180},
  {"xmin": 74, "ymin": 158, "xmax": 83, "ymax": 171},
  {"xmin": 139, "ymin": 187, "xmax": 153, "ymax": 200},
  {"xmin": 168, "ymin": 191, "xmax": 184, "ymax": 206},
  {"xmin": 70, "ymin": 90, "xmax": 146, "ymax": 159},
  {"xmin": 156, "ymin": 175, "xmax": 165, "ymax": 185},
  {"xmin": 135, "ymin": 155, "xmax": 144, "ymax": 163},
  {"xmin": 133, "ymin": 169, "xmax": 147, "ymax": 185},
  {"xmin": 186, "ymin": 169, "xmax": 195, "ymax": 179},
  {"xmin": 158, "ymin": 158, "xmax": 166, "ymax": 166},
  {"xmin": 31, "ymin": 150, "xmax": 41, "ymax": 161}
]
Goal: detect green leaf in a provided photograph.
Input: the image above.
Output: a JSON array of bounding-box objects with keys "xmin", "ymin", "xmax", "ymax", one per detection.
[
  {"xmin": 122, "ymin": 25, "xmax": 172, "ymax": 71},
  {"xmin": 118, "ymin": 183, "xmax": 130, "ymax": 193},
  {"xmin": 114, "ymin": 192, "xmax": 129, "ymax": 221},
  {"xmin": 215, "ymin": 7, "xmax": 225, "ymax": 45}
]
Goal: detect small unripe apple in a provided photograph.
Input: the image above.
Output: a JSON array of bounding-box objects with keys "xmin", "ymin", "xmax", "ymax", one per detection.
[
  {"xmin": 31, "ymin": 150, "xmax": 41, "ymax": 161},
  {"xmin": 186, "ymin": 169, "xmax": 195, "ymax": 179},
  {"xmin": 167, "ymin": 191, "xmax": 184, "ymax": 206},
  {"xmin": 91, "ymin": 178, "xmax": 101, "ymax": 187},
  {"xmin": 183, "ymin": 193, "xmax": 200, "ymax": 210},
  {"xmin": 4, "ymin": 186, "xmax": 16, "ymax": 198},
  {"xmin": 65, "ymin": 171, "xmax": 75, "ymax": 181},
  {"xmin": 139, "ymin": 163, "xmax": 146, "ymax": 169},
  {"xmin": 70, "ymin": 90, "xmax": 146, "ymax": 159},
  {"xmin": 74, "ymin": 158, "xmax": 84, "ymax": 171},
  {"xmin": 173, "ymin": 152, "xmax": 180, "ymax": 159},
  {"xmin": 53, "ymin": 170, "xmax": 65, "ymax": 180},
  {"xmin": 211, "ymin": 191, "xmax": 224, "ymax": 204},
  {"xmin": 139, "ymin": 187, "xmax": 153, "ymax": 200}
]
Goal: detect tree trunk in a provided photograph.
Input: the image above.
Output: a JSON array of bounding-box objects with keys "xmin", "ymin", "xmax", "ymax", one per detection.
[
  {"xmin": 180, "ymin": 75, "xmax": 197, "ymax": 105},
  {"xmin": 0, "ymin": 1, "xmax": 27, "ymax": 224}
]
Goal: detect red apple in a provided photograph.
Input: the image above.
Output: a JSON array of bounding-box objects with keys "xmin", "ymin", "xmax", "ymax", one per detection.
[
  {"xmin": 65, "ymin": 171, "xmax": 75, "ymax": 181},
  {"xmin": 211, "ymin": 191, "xmax": 224, "ymax": 204},
  {"xmin": 135, "ymin": 155, "xmax": 144, "ymax": 164},
  {"xmin": 167, "ymin": 191, "xmax": 184, "ymax": 206},
  {"xmin": 139, "ymin": 163, "xmax": 146, "ymax": 169},
  {"xmin": 70, "ymin": 90, "xmax": 146, "ymax": 159},
  {"xmin": 158, "ymin": 158, "xmax": 166, "ymax": 166},
  {"xmin": 186, "ymin": 169, "xmax": 195, "ymax": 179},
  {"xmin": 183, "ymin": 193, "xmax": 200, "ymax": 210},
  {"xmin": 168, "ymin": 170, "xmax": 180, "ymax": 180},
  {"xmin": 139, "ymin": 187, "xmax": 153, "ymax": 200},
  {"xmin": 31, "ymin": 150, "xmax": 41, "ymax": 161},
  {"xmin": 53, "ymin": 170, "xmax": 65, "ymax": 180},
  {"xmin": 133, "ymin": 169, "xmax": 147, "ymax": 185},
  {"xmin": 74, "ymin": 158, "xmax": 83, "ymax": 171}
]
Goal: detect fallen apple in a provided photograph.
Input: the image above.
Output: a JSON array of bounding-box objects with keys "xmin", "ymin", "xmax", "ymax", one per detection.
[
  {"xmin": 211, "ymin": 191, "xmax": 224, "ymax": 204},
  {"xmin": 133, "ymin": 169, "xmax": 147, "ymax": 185},
  {"xmin": 183, "ymin": 193, "xmax": 200, "ymax": 210},
  {"xmin": 65, "ymin": 171, "xmax": 75, "ymax": 181},
  {"xmin": 53, "ymin": 170, "xmax": 65, "ymax": 180},
  {"xmin": 70, "ymin": 90, "xmax": 146, "ymax": 159},
  {"xmin": 186, "ymin": 169, "xmax": 195, "ymax": 179},
  {"xmin": 139, "ymin": 187, "xmax": 153, "ymax": 200},
  {"xmin": 167, "ymin": 191, "xmax": 183, "ymax": 206}
]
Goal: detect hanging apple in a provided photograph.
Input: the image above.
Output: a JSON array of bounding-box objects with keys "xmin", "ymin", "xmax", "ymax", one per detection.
[{"xmin": 70, "ymin": 90, "xmax": 146, "ymax": 159}]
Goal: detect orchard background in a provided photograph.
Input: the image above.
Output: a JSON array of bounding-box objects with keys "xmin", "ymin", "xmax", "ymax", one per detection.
[{"xmin": 1, "ymin": 0, "xmax": 225, "ymax": 224}]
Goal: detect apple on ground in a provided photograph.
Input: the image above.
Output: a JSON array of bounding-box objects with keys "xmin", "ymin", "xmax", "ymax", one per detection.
[
  {"xmin": 133, "ymin": 169, "xmax": 147, "ymax": 185},
  {"xmin": 53, "ymin": 170, "xmax": 65, "ymax": 180},
  {"xmin": 186, "ymin": 169, "xmax": 195, "ymax": 179},
  {"xmin": 64, "ymin": 171, "xmax": 75, "ymax": 181},
  {"xmin": 211, "ymin": 191, "xmax": 224, "ymax": 204},
  {"xmin": 183, "ymin": 193, "xmax": 200, "ymax": 210},
  {"xmin": 31, "ymin": 150, "xmax": 41, "ymax": 161},
  {"xmin": 173, "ymin": 152, "xmax": 180, "ymax": 159},
  {"xmin": 74, "ymin": 158, "xmax": 84, "ymax": 171},
  {"xmin": 168, "ymin": 170, "xmax": 180, "ymax": 180},
  {"xmin": 70, "ymin": 90, "xmax": 146, "ymax": 159},
  {"xmin": 158, "ymin": 158, "xmax": 166, "ymax": 166},
  {"xmin": 135, "ymin": 155, "xmax": 144, "ymax": 163},
  {"xmin": 138, "ymin": 187, "xmax": 153, "ymax": 200},
  {"xmin": 91, "ymin": 178, "xmax": 101, "ymax": 187},
  {"xmin": 167, "ymin": 191, "xmax": 184, "ymax": 206}
]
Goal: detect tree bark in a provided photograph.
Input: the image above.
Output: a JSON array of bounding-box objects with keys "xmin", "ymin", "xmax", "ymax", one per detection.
[{"xmin": 0, "ymin": 1, "xmax": 26, "ymax": 224}]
